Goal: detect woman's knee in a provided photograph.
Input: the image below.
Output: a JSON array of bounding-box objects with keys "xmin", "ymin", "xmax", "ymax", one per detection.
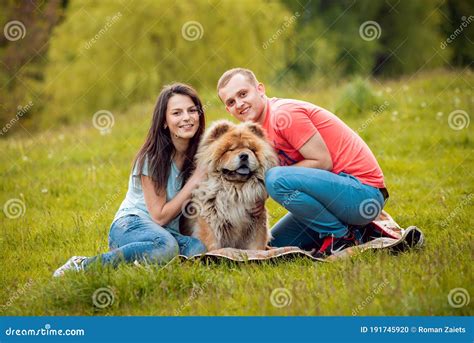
[
  {"xmin": 185, "ymin": 237, "xmax": 207, "ymax": 256},
  {"xmin": 148, "ymin": 234, "xmax": 179, "ymax": 263}
]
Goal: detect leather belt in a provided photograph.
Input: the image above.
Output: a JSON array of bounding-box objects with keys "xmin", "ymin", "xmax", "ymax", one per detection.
[{"xmin": 379, "ymin": 187, "xmax": 389, "ymax": 202}]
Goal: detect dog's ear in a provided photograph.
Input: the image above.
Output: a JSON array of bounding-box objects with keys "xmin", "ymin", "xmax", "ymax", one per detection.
[
  {"xmin": 244, "ymin": 122, "xmax": 265, "ymax": 139},
  {"xmin": 203, "ymin": 120, "xmax": 232, "ymax": 145}
]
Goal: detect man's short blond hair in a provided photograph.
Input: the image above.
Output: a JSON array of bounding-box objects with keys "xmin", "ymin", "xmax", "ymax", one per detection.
[{"xmin": 217, "ymin": 68, "xmax": 258, "ymax": 93}]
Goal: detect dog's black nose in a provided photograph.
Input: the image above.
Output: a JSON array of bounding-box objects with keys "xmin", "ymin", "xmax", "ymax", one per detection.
[{"xmin": 239, "ymin": 153, "xmax": 248, "ymax": 161}]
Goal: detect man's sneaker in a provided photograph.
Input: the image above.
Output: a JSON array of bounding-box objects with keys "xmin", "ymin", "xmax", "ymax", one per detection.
[
  {"xmin": 311, "ymin": 232, "xmax": 357, "ymax": 258},
  {"xmin": 53, "ymin": 256, "xmax": 87, "ymax": 277}
]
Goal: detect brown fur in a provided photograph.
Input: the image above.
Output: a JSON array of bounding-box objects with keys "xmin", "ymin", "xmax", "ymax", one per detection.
[{"xmin": 185, "ymin": 120, "xmax": 278, "ymax": 251}]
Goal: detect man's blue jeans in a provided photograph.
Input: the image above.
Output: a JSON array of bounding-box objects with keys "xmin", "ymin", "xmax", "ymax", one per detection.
[
  {"xmin": 265, "ymin": 166, "xmax": 385, "ymax": 249},
  {"xmin": 83, "ymin": 214, "xmax": 207, "ymax": 268}
]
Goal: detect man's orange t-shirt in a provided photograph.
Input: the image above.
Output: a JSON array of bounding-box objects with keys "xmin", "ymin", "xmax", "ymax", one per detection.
[{"xmin": 261, "ymin": 97, "xmax": 385, "ymax": 188}]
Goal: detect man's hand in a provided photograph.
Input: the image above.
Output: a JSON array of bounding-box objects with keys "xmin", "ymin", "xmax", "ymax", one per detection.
[{"xmin": 250, "ymin": 199, "xmax": 266, "ymax": 217}]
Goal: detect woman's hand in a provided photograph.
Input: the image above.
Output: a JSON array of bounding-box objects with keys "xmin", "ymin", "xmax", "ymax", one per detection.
[{"xmin": 190, "ymin": 164, "xmax": 207, "ymax": 185}]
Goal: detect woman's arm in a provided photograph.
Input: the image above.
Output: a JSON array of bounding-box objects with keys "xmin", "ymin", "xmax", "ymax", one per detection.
[{"xmin": 142, "ymin": 167, "xmax": 206, "ymax": 226}]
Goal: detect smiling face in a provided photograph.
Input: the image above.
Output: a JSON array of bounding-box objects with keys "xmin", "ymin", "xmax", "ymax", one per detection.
[
  {"xmin": 165, "ymin": 94, "xmax": 200, "ymax": 140},
  {"xmin": 196, "ymin": 120, "xmax": 278, "ymax": 183},
  {"xmin": 218, "ymin": 73, "xmax": 267, "ymax": 124}
]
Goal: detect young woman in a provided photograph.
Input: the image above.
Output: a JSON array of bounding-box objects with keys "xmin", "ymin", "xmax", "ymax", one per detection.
[{"xmin": 53, "ymin": 83, "xmax": 207, "ymax": 277}]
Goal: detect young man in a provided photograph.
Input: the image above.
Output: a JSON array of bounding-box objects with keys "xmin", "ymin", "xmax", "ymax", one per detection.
[{"xmin": 217, "ymin": 68, "xmax": 389, "ymax": 258}]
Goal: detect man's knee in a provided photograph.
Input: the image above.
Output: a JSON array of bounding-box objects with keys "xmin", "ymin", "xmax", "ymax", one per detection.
[{"xmin": 265, "ymin": 166, "xmax": 286, "ymax": 199}]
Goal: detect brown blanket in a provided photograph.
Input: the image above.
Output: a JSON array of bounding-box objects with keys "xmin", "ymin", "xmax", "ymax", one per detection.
[{"xmin": 176, "ymin": 210, "xmax": 424, "ymax": 263}]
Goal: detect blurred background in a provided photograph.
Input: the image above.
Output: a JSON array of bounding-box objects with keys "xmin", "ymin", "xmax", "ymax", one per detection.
[{"xmin": 0, "ymin": 0, "xmax": 472, "ymax": 136}]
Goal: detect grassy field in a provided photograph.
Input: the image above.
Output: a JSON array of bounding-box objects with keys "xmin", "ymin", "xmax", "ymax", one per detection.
[{"xmin": 1, "ymin": 70, "xmax": 472, "ymax": 316}]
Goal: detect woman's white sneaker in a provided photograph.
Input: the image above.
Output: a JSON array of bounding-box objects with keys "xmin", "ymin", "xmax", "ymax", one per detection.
[{"xmin": 53, "ymin": 256, "xmax": 87, "ymax": 277}]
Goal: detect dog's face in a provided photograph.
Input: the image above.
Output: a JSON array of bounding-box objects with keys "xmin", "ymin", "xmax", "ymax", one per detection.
[{"xmin": 196, "ymin": 120, "xmax": 277, "ymax": 182}]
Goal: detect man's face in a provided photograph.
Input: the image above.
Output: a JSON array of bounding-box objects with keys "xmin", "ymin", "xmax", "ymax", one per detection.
[{"xmin": 218, "ymin": 73, "xmax": 266, "ymax": 123}]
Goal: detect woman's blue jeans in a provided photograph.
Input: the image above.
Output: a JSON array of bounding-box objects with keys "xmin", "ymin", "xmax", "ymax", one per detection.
[
  {"xmin": 265, "ymin": 166, "xmax": 385, "ymax": 249},
  {"xmin": 83, "ymin": 214, "xmax": 207, "ymax": 268}
]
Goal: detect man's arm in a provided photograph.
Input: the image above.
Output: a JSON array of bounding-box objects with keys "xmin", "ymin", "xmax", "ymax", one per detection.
[{"xmin": 293, "ymin": 131, "xmax": 333, "ymax": 171}]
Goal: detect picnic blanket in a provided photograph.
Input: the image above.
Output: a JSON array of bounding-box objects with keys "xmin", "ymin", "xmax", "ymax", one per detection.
[{"xmin": 176, "ymin": 211, "xmax": 424, "ymax": 263}]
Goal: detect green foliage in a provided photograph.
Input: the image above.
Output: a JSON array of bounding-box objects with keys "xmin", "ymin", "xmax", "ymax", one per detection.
[
  {"xmin": 334, "ymin": 77, "xmax": 381, "ymax": 117},
  {"xmin": 42, "ymin": 0, "xmax": 291, "ymax": 126}
]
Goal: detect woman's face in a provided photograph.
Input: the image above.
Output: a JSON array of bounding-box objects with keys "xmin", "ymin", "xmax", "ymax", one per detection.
[{"xmin": 165, "ymin": 94, "xmax": 200, "ymax": 140}]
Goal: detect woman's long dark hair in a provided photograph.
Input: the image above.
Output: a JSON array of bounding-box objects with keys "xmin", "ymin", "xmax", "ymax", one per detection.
[{"xmin": 133, "ymin": 83, "xmax": 205, "ymax": 195}]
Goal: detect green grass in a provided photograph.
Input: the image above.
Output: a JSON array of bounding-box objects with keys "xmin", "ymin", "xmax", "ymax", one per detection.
[{"xmin": 1, "ymin": 70, "xmax": 473, "ymax": 316}]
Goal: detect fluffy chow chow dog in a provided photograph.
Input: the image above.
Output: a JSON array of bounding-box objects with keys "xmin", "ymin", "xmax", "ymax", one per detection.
[{"xmin": 182, "ymin": 120, "xmax": 278, "ymax": 251}]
